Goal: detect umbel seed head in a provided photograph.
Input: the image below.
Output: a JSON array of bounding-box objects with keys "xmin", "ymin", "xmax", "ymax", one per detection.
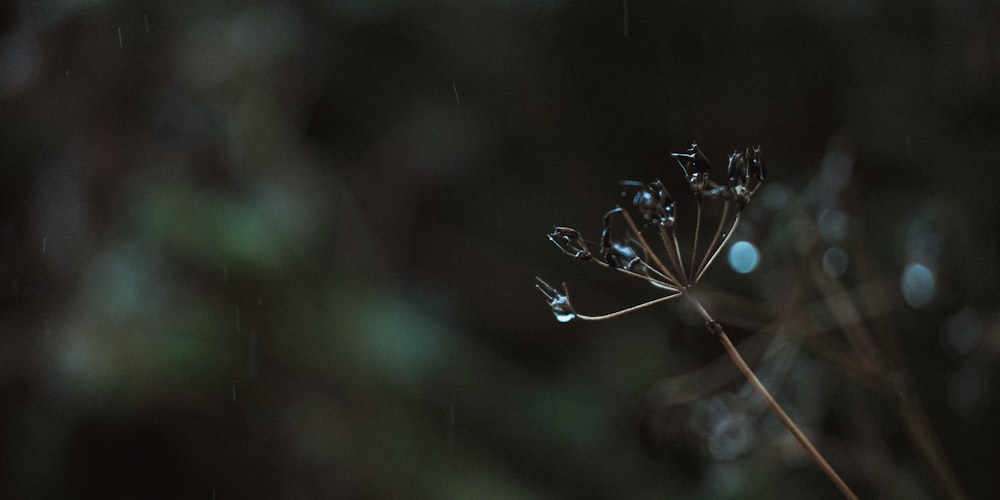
[{"xmin": 538, "ymin": 142, "xmax": 764, "ymax": 322}]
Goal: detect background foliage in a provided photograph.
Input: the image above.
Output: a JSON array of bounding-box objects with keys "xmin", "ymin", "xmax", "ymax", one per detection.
[{"xmin": 1, "ymin": 0, "xmax": 998, "ymax": 498}]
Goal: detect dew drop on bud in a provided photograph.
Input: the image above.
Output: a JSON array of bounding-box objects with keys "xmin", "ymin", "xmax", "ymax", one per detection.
[
  {"xmin": 554, "ymin": 310, "xmax": 576, "ymax": 323},
  {"xmin": 550, "ymin": 295, "xmax": 576, "ymax": 322},
  {"xmin": 535, "ymin": 277, "xmax": 576, "ymax": 323}
]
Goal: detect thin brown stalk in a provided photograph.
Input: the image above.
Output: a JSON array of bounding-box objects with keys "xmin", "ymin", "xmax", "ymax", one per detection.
[
  {"xmin": 684, "ymin": 293, "xmax": 859, "ymax": 500},
  {"xmin": 695, "ymin": 201, "xmax": 731, "ymax": 280},
  {"xmin": 695, "ymin": 211, "xmax": 741, "ymax": 284},
  {"xmin": 615, "ymin": 209, "xmax": 681, "ymax": 286},
  {"xmin": 658, "ymin": 226, "xmax": 686, "ymax": 283},
  {"xmin": 689, "ymin": 200, "xmax": 703, "ymax": 282},
  {"xmin": 575, "ymin": 293, "xmax": 682, "ymax": 321}
]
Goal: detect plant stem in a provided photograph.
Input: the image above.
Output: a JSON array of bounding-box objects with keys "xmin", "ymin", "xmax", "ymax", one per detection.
[{"xmin": 684, "ymin": 293, "xmax": 859, "ymax": 500}]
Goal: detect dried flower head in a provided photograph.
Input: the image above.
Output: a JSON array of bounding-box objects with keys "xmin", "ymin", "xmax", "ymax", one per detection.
[
  {"xmin": 536, "ymin": 143, "xmax": 764, "ymax": 322},
  {"xmin": 534, "ymin": 144, "xmax": 860, "ymax": 500}
]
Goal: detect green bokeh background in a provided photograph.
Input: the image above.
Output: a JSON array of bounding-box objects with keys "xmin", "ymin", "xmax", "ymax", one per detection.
[{"xmin": 1, "ymin": 1, "xmax": 998, "ymax": 498}]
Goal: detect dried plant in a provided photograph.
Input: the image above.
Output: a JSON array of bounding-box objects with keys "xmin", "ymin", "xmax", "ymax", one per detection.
[{"xmin": 536, "ymin": 143, "xmax": 858, "ymax": 499}]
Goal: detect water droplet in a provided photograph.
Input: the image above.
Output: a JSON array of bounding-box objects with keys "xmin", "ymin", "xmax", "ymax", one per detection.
[
  {"xmin": 822, "ymin": 246, "xmax": 849, "ymax": 277},
  {"xmin": 727, "ymin": 241, "xmax": 759, "ymax": 274},
  {"xmin": 550, "ymin": 294, "xmax": 576, "ymax": 322},
  {"xmin": 554, "ymin": 310, "xmax": 575, "ymax": 323},
  {"xmin": 901, "ymin": 263, "xmax": 935, "ymax": 308},
  {"xmin": 535, "ymin": 277, "xmax": 576, "ymax": 322}
]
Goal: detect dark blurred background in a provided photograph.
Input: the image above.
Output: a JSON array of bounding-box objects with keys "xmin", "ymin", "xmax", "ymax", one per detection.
[{"xmin": 1, "ymin": 0, "xmax": 998, "ymax": 498}]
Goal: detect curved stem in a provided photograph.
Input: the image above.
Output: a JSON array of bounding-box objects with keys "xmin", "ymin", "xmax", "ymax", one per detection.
[
  {"xmin": 695, "ymin": 201, "xmax": 730, "ymax": 280},
  {"xmin": 695, "ymin": 211, "xmax": 741, "ymax": 284},
  {"xmin": 684, "ymin": 292, "xmax": 859, "ymax": 500},
  {"xmin": 690, "ymin": 199, "xmax": 703, "ymax": 282},
  {"xmin": 658, "ymin": 227, "xmax": 686, "ymax": 286},
  {"xmin": 575, "ymin": 293, "xmax": 682, "ymax": 321},
  {"xmin": 589, "ymin": 254, "xmax": 678, "ymax": 291}
]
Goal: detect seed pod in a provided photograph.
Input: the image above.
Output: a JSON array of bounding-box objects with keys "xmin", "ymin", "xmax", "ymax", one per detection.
[
  {"xmin": 606, "ymin": 242, "xmax": 647, "ymax": 274},
  {"xmin": 728, "ymin": 147, "xmax": 765, "ymax": 209},
  {"xmin": 672, "ymin": 143, "xmax": 712, "ymax": 194},
  {"xmin": 621, "ymin": 179, "xmax": 677, "ymax": 229},
  {"xmin": 547, "ymin": 226, "xmax": 592, "ymax": 260}
]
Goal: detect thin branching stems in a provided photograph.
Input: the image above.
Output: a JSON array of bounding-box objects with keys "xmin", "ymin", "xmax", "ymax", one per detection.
[{"xmin": 538, "ymin": 144, "xmax": 858, "ymax": 499}]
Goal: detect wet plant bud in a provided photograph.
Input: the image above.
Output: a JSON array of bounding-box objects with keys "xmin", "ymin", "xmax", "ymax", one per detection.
[
  {"xmin": 606, "ymin": 242, "xmax": 647, "ymax": 274},
  {"xmin": 727, "ymin": 147, "xmax": 765, "ymax": 209},
  {"xmin": 727, "ymin": 151, "xmax": 746, "ymax": 188},
  {"xmin": 672, "ymin": 142, "xmax": 712, "ymax": 194},
  {"xmin": 599, "ymin": 208, "xmax": 649, "ymax": 274},
  {"xmin": 534, "ymin": 277, "xmax": 576, "ymax": 322},
  {"xmin": 748, "ymin": 146, "xmax": 765, "ymax": 183},
  {"xmin": 548, "ymin": 226, "xmax": 592, "ymax": 260},
  {"xmin": 621, "ymin": 179, "xmax": 677, "ymax": 229}
]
